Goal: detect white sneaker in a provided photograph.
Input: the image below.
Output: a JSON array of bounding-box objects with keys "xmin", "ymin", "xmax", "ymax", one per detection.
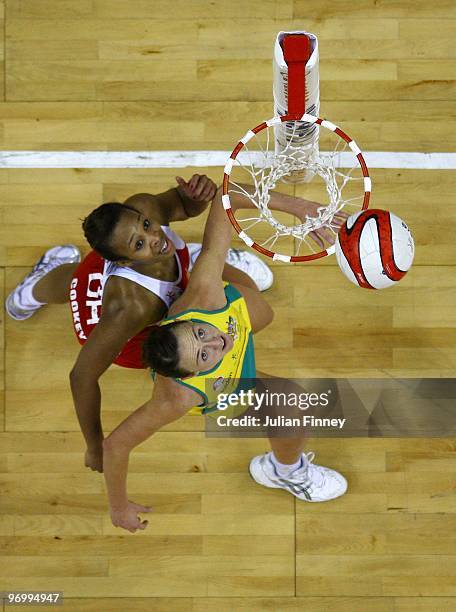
[
  {"xmin": 187, "ymin": 243, "xmax": 273, "ymax": 292},
  {"xmin": 249, "ymin": 451, "xmax": 348, "ymax": 502},
  {"xmin": 5, "ymin": 245, "xmax": 81, "ymax": 320}
]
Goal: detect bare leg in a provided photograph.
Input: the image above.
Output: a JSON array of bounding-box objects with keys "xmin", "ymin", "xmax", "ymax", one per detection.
[
  {"xmin": 33, "ymin": 263, "xmax": 79, "ymax": 303},
  {"xmin": 256, "ymin": 371, "xmax": 307, "ymax": 463},
  {"xmin": 268, "ymin": 436, "xmax": 307, "ymax": 464},
  {"xmin": 249, "ymin": 375, "xmax": 347, "ymax": 501}
]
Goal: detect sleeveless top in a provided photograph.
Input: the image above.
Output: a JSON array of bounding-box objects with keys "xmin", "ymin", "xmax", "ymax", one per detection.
[
  {"xmin": 70, "ymin": 225, "xmax": 190, "ymax": 369},
  {"xmin": 160, "ymin": 284, "xmax": 256, "ymax": 415},
  {"xmin": 103, "ymin": 226, "xmax": 189, "ymax": 309}
]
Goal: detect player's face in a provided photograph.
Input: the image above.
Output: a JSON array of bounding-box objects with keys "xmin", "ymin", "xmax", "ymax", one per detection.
[
  {"xmin": 110, "ymin": 209, "xmax": 176, "ymax": 263},
  {"xmin": 174, "ymin": 322, "xmax": 234, "ymax": 375}
]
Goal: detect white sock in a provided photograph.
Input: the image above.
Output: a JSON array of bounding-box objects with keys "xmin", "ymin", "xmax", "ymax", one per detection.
[
  {"xmin": 270, "ymin": 452, "xmax": 304, "ymax": 477},
  {"xmin": 18, "ymin": 281, "xmax": 46, "ymax": 308}
]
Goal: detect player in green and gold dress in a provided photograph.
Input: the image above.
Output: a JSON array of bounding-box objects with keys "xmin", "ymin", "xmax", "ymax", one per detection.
[{"xmin": 103, "ymin": 185, "xmax": 348, "ymax": 532}]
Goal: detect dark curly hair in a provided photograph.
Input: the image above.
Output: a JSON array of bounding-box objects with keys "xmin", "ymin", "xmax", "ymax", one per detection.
[
  {"xmin": 142, "ymin": 321, "xmax": 192, "ymax": 378},
  {"xmin": 82, "ymin": 202, "xmax": 139, "ymax": 261}
]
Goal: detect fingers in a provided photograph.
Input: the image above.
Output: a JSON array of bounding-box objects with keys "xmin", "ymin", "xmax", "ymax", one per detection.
[
  {"xmin": 192, "ymin": 175, "xmax": 209, "ymax": 198},
  {"xmin": 333, "ymin": 211, "xmax": 349, "ymax": 226},
  {"xmin": 129, "ymin": 500, "xmax": 153, "ymax": 513},
  {"xmin": 118, "ymin": 517, "xmax": 150, "ymax": 533},
  {"xmin": 135, "ymin": 504, "xmax": 153, "ymax": 513},
  {"xmin": 85, "ymin": 460, "xmax": 103, "ymax": 473},
  {"xmin": 307, "ymin": 212, "xmax": 348, "ymax": 249},
  {"xmin": 320, "ymin": 228, "xmax": 336, "ymax": 243},
  {"xmin": 309, "ymin": 226, "xmax": 338, "ymax": 249},
  {"xmin": 127, "ymin": 519, "xmax": 148, "ymax": 533},
  {"xmin": 181, "ymin": 174, "xmax": 216, "ymax": 201},
  {"xmin": 111, "ymin": 500, "xmax": 154, "ymax": 533},
  {"xmin": 308, "ymin": 231, "xmax": 325, "ymax": 249},
  {"xmin": 204, "ymin": 180, "xmax": 217, "ymax": 201},
  {"xmin": 189, "ymin": 174, "xmax": 200, "ymax": 191},
  {"xmin": 200, "ymin": 180, "xmax": 216, "ymax": 202},
  {"xmin": 175, "ymin": 176, "xmax": 192, "ymax": 199}
]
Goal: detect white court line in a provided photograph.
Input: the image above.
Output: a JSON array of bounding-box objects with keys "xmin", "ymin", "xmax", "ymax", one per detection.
[{"xmin": 0, "ymin": 150, "xmax": 455, "ymax": 169}]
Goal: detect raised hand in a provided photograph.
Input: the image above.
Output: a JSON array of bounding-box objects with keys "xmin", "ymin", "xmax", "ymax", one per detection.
[
  {"xmin": 297, "ymin": 200, "xmax": 349, "ymax": 248},
  {"xmin": 176, "ymin": 174, "xmax": 217, "ymax": 204}
]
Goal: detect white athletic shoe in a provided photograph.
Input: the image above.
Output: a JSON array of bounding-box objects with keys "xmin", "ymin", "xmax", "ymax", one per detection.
[
  {"xmin": 249, "ymin": 451, "xmax": 348, "ymax": 502},
  {"xmin": 187, "ymin": 243, "xmax": 273, "ymax": 292},
  {"xmin": 5, "ymin": 245, "xmax": 81, "ymax": 320}
]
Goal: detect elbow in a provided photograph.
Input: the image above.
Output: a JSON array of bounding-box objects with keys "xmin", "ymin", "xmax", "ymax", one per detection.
[
  {"xmin": 69, "ymin": 367, "xmax": 80, "ymax": 390},
  {"xmin": 69, "ymin": 365, "xmax": 98, "ymax": 389},
  {"xmin": 69, "ymin": 366, "xmax": 86, "ymax": 390}
]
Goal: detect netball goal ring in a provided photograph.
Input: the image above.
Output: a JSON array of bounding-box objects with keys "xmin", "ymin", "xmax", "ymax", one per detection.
[{"xmin": 222, "ymin": 113, "xmax": 371, "ymax": 263}]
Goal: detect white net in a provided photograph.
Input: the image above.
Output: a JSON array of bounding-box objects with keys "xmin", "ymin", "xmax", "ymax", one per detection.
[
  {"xmin": 223, "ymin": 31, "xmax": 369, "ymax": 261},
  {"xmin": 226, "ymin": 119, "xmax": 368, "ymax": 260},
  {"xmin": 273, "ymin": 31, "xmax": 320, "ymax": 183}
]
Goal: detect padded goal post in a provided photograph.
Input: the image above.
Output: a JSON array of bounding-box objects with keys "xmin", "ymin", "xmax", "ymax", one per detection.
[
  {"xmin": 221, "ymin": 29, "xmax": 370, "ymax": 263},
  {"xmin": 273, "ymin": 31, "xmax": 320, "ymax": 182}
]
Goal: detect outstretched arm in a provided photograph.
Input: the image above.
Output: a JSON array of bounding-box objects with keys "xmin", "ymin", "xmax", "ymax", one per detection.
[
  {"xmin": 70, "ymin": 281, "xmax": 166, "ymax": 473},
  {"xmin": 124, "ymin": 174, "xmax": 217, "ymax": 225},
  {"xmin": 172, "ymin": 182, "xmax": 339, "ymax": 308},
  {"xmin": 169, "ymin": 185, "xmax": 234, "ymax": 312},
  {"xmin": 228, "ymin": 183, "xmax": 347, "ymax": 248},
  {"xmin": 102, "ymin": 377, "xmax": 199, "ymax": 532},
  {"xmin": 70, "ymin": 313, "xmax": 149, "ymax": 472}
]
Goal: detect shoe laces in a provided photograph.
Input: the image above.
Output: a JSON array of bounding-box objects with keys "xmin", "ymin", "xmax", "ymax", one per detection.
[
  {"xmin": 20, "ymin": 257, "xmax": 49, "ymax": 286},
  {"xmin": 292, "ymin": 451, "xmax": 326, "ymax": 488},
  {"xmin": 228, "ymin": 248, "xmax": 247, "ymax": 262},
  {"xmin": 32, "ymin": 255, "xmax": 67, "ymax": 275},
  {"xmin": 31, "ymin": 256, "xmax": 46, "ymax": 274}
]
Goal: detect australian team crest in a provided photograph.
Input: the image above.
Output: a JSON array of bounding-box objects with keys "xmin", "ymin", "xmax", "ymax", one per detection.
[{"xmin": 227, "ymin": 315, "xmax": 238, "ymax": 339}]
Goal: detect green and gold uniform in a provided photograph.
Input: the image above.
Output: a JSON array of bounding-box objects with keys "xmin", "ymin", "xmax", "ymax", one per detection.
[{"xmin": 160, "ymin": 284, "xmax": 256, "ymax": 415}]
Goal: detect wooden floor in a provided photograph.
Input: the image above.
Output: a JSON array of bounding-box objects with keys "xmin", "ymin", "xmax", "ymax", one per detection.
[{"xmin": 1, "ymin": 2, "xmax": 455, "ymax": 611}]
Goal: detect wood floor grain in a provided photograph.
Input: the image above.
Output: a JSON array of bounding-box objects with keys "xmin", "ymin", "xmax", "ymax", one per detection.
[{"xmin": 1, "ymin": 2, "xmax": 455, "ymax": 610}]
